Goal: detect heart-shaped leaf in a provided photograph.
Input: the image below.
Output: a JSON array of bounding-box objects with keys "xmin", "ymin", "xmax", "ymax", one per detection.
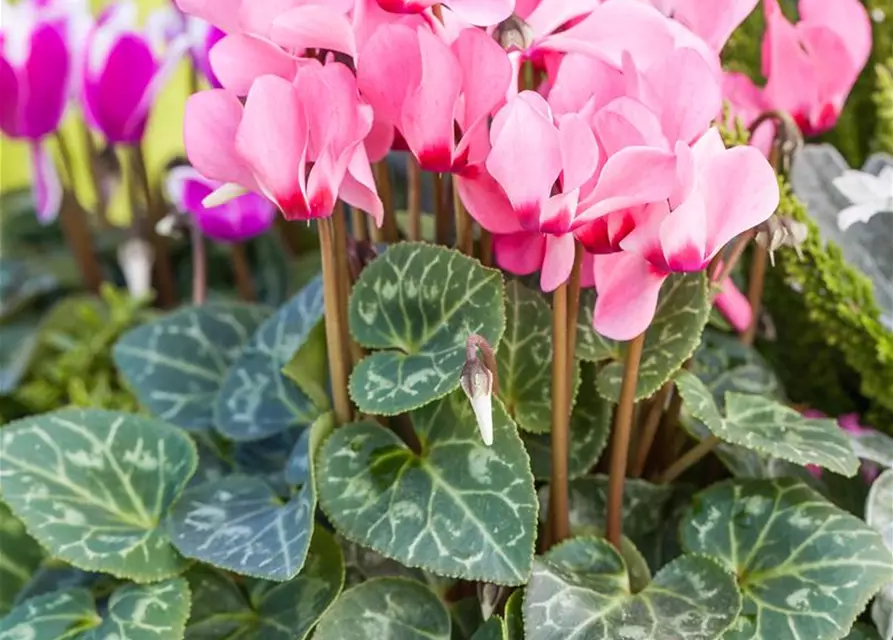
[
  {"xmin": 538, "ymin": 475, "xmax": 675, "ymax": 544},
  {"xmin": 0, "ymin": 502, "xmax": 43, "ymax": 614},
  {"xmin": 234, "ymin": 428, "xmax": 301, "ymax": 495},
  {"xmin": 525, "ymin": 537, "xmax": 741, "ymax": 640},
  {"xmin": 692, "ymin": 330, "xmax": 785, "ymax": 401},
  {"xmin": 314, "ymin": 577, "xmax": 451, "ymax": 640},
  {"xmin": 348, "ymin": 242, "xmax": 505, "ymax": 415},
  {"xmin": 168, "ymin": 413, "xmax": 333, "ymax": 580},
  {"xmin": 498, "ymin": 281, "xmax": 579, "ymax": 434},
  {"xmin": 597, "ymin": 273, "xmax": 710, "ymax": 402},
  {"xmin": 114, "ymin": 302, "xmax": 270, "ymax": 430},
  {"xmin": 522, "ymin": 363, "xmax": 610, "ymax": 480},
  {"xmin": 0, "ymin": 578, "xmax": 190, "ymax": 640},
  {"xmin": 576, "ymin": 290, "xmax": 619, "ymax": 363},
  {"xmin": 215, "ymin": 276, "xmax": 326, "ymax": 441},
  {"xmin": 185, "ymin": 526, "xmax": 344, "ymax": 640},
  {"xmin": 680, "ymin": 479, "xmax": 893, "ymax": 639},
  {"xmin": 675, "ymin": 370, "xmax": 859, "ymax": 476},
  {"xmin": 0, "ymin": 409, "xmax": 196, "ymax": 582},
  {"xmin": 13, "ymin": 565, "xmax": 111, "ymax": 607},
  {"xmin": 867, "ymin": 469, "xmax": 893, "ymax": 640},
  {"xmin": 318, "ymin": 392, "xmax": 537, "ymax": 585}
]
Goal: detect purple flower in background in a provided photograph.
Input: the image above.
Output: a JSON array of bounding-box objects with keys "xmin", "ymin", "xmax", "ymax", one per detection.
[
  {"xmin": 148, "ymin": 3, "xmax": 224, "ymax": 88},
  {"xmin": 0, "ymin": 0, "xmax": 89, "ymax": 222},
  {"xmin": 165, "ymin": 165, "xmax": 275, "ymax": 242},
  {"xmin": 81, "ymin": 2, "xmax": 187, "ymax": 145}
]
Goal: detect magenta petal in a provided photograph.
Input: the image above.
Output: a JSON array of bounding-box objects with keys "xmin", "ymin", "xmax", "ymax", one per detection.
[
  {"xmin": 30, "ymin": 141, "xmax": 63, "ymax": 224},
  {"xmin": 593, "ymin": 251, "xmax": 667, "ymax": 341},
  {"xmin": 540, "ymin": 233, "xmax": 576, "ymax": 292},
  {"xmin": 713, "ymin": 276, "xmax": 753, "ymax": 333},
  {"xmin": 22, "ymin": 22, "xmax": 71, "ymax": 138},
  {"xmin": 0, "ymin": 56, "xmax": 20, "ymax": 137},
  {"xmin": 494, "ymin": 231, "xmax": 547, "ymax": 276}
]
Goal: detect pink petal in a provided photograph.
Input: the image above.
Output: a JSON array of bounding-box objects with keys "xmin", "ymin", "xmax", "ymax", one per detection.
[
  {"xmin": 493, "ymin": 231, "xmax": 547, "ymax": 276},
  {"xmin": 239, "ymin": 0, "xmax": 303, "ymax": 38},
  {"xmin": 357, "ymin": 24, "xmax": 420, "ymax": 129},
  {"xmin": 540, "ymin": 233, "xmax": 576, "ymax": 292},
  {"xmin": 713, "ymin": 275, "xmax": 753, "ymax": 333},
  {"xmin": 658, "ymin": 191, "xmax": 709, "ymax": 270},
  {"xmin": 525, "ymin": 0, "xmax": 600, "ymax": 38},
  {"xmin": 271, "ymin": 4, "xmax": 357, "ymax": 60},
  {"xmin": 703, "ymin": 145, "xmax": 779, "ymax": 259},
  {"xmin": 30, "ymin": 141, "xmax": 62, "ymax": 224},
  {"xmin": 722, "ymin": 71, "xmax": 768, "ymax": 126},
  {"xmin": 486, "ymin": 91, "xmax": 561, "ymax": 229},
  {"xmin": 799, "ymin": 0, "xmax": 871, "ymax": 72},
  {"xmin": 549, "ymin": 53, "xmax": 625, "ymax": 117},
  {"xmin": 574, "ymin": 207, "xmax": 643, "ymax": 255},
  {"xmin": 365, "ymin": 117, "xmax": 395, "ymax": 163},
  {"xmin": 593, "ymin": 251, "xmax": 668, "ymax": 341},
  {"xmin": 672, "ymin": 0, "xmax": 758, "ymax": 52},
  {"xmin": 401, "ymin": 27, "xmax": 461, "ymax": 172},
  {"xmin": 443, "ymin": 0, "xmax": 514, "ymax": 26},
  {"xmin": 175, "ymin": 0, "xmax": 243, "ymax": 32},
  {"xmin": 235, "ymin": 75, "xmax": 309, "ymax": 218},
  {"xmin": 762, "ymin": 0, "xmax": 818, "ymax": 123},
  {"xmin": 592, "ymin": 97, "xmax": 668, "ymax": 156},
  {"xmin": 451, "ymin": 28, "xmax": 512, "ymax": 132},
  {"xmin": 20, "ymin": 22, "xmax": 71, "ymax": 139},
  {"xmin": 184, "ymin": 89, "xmax": 256, "ymax": 189},
  {"xmin": 340, "ymin": 145, "xmax": 384, "ymax": 227},
  {"xmin": 575, "ymin": 146, "xmax": 677, "ymax": 225},
  {"xmin": 455, "ymin": 169, "xmax": 525, "ymax": 235},
  {"xmin": 210, "ymin": 33, "xmax": 299, "ymax": 96},
  {"xmin": 540, "ymin": 190, "xmax": 579, "ymax": 235},
  {"xmin": 558, "ymin": 113, "xmax": 599, "ymax": 192}
]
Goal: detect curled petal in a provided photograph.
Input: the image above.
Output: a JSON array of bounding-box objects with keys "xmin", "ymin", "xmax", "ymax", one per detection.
[
  {"xmin": 593, "ymin": 251, "xmax": 668, "ymax": 341},
  {"xmin": 210, "ymin": 33, "xmax": 299, "ymax": 96},
  {"xmin": 30, "ymin": 141, "xmax": 62, "ymax": 224},
  {"xmin": 184, "ymin": 89, "xmax": 256, "ymax": 189}
]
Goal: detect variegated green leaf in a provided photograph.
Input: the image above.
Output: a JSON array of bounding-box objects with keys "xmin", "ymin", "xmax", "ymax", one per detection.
[
  {"xmin": 576, "ymin": 290, "xmax": 618, "ymax": 363},
  {"xmin": 318, "ymin": 392, "xmax": 537, "ymax": 585},
  {"xmin": 451, "ymin": 597, "xmax": 484, "ymax": 640},
  {"xmin": 597, "ymin": 273, "xmax": 710, "ymax": 402},
  {"xmin": 0, "ymin": 410, "xmax": 196, "ymax": 582},
  {"xmin": 525, "ymin": 537, "xmax": 741, "ymax": 640},
  {"xmin": 79, "ymin": 578, "xmax": 190, "ymax": 640},
  {"xmin": 538, "ymin": 475, "xmax": 675, "ymax": 544},
  {"xmin": 872, "ymin": 584, "xmax": 893, "ymax": 640},
  {"xmin": 0, "ymin": 589, "xmax": 99, "ymax": 639},
  {"xmin": 348, "ymin": 243, "xmax": 505, "ymax": 415},
  {"xmin": 340, "ymin": 536, "xmax": 427, "ymax": 589},
  {"xmin": 692, "ymin": 330, "xmax": 785, "ymax": 402},
  {"xmin": 675, "ymin": 370, "xmax": 859, "ymax": 476},
  {"xmin": 681, "ymin": 479, "xmax": 893, "ymax": 640},
  {"xmin": 868, "ymin": 470, "xmax": 893, "ymax": 640},
  {"xmin": 185, "ymin": 526, "xmax": 344, "ymax": 640},
  {"xmin": 0, "ymin": 502, "xmax": 43, "ymax": 614},
  {"xmin": 168, "ymin": 413, "xmax": 333, "ymax": 580},
  {"xmin": 215, "ymin": 276, "xmax": 325, "ymax": 441},
  {"xmin": 522, "ymin": 363, "xmax": 610, "ymax": 480},
  {"xmin": 498, "ymin": 281, "xmax": 579, "ymax": 434},
  {"xmin": 314, "ymin": 578, "xmax": 451, "ymax": 640},
  {"xmin": 114, "ymin": 302, "xmax": 269, "ymax": 430},
  {"xmin": 13, "ymin": 565, "xmax": 111, "ymax": 607},
  {"xmin": 845, "ymin": 623, "xmax": 883, "ymax": 639},
  {"xmin": 851, "ymin": 430, "xmax": 893, "ymax": 468},
  {"xmin": 505, "ymin": 589, "xmax": 524, "ymax": 640}
]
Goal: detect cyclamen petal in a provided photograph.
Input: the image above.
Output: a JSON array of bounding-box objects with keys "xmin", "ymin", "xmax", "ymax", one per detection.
[{"xmin": 592, "ymin": 251, "xmax": 668, "ymax": 341}]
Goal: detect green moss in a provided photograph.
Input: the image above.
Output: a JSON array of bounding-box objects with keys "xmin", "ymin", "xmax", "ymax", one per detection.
[{"xmin": 874, "ymin": 56, "xmax": 893, "ymax": 154}]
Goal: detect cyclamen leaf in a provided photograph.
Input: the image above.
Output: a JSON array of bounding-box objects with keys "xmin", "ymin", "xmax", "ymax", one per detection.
[
  {"xmin": 452, "ymin": 597, "xmax": 485, "ymax": 639},
  {"xmin": 168, "ymin": 413, "xmax": 334, "ymax": 580},
  {"xmin": 867, "ymin": 470, "xmax": 893, "ymax": 640},
  {"xmin": 0, "ymin": 502, "xmax": 43, "ymax": 614},
  {"xmin": 498, "ymin": 281, "xmax": 579, "ymax": 434},
  {"xmin": 681, "ymin": 479, "xmax": 893, "ymax": 640},
  {"xmin": 523, "ymin": 362, "xmax": 611, "ymax": 480},
  {"xmin": 576, "ymin": 289, "xmax": 619, "ymax": 363},
  {"xmin": 215, "ymin": 276, "xmax": 325, "ymax": 441},
  {"xmin": 0, "ymin": 578, "xmax": 190, "ymax": 640},
  {"xmin": 13, "ymin": 566, "xmax": 110, "ymax": 607},
  {"xmin": 348, "ymin": 242, "xmax": 505, "ymax": 415},
  {"xmin": 185, "ymin": 526, "xmax": 345, "ymax": 640},
  {"xmin": 471, "ymin": 617, "xmax": 507, "ymax": 640},
  {"xmin": 597, "ymin": 272, "xmax": 710, "ymax": 402},
  {"xmin": 675, "ymin": 370, "xmax": 860, "ymax": 476},
  {"xmin": 525, "ymin": 537, "xmax": 741, "ymax": 640},
  {"xmin": 114, "ymin": 302, "xmax": 270, "ymax": 430},
  {"xmin": 340, "ymin": 536, "xmax": 427, "ymax": 589},
  {"xmin": 851, "ymin": 430, "xmax": 893, "ymax": 468},
  {"xmin": 872, "ymin": 584, "xmax": 893, "ymax": 640},
  {"xmin": 844, "ymin": 623, "xmax": 884, "ymax": 639},
  {"xmin": 504, "ymin": 589, "xmax": 524, "ymax": 640},
  {"xmin": 318, "ymin": 392, "xmax": 537, "ymax": 585},
  {"xmin": 314, "ymin": 577, "xmax": 451, "ymax": 640},
  {"xmin": 692, "ymin": 329, "xmax": 785, "ymax": 402},
  {"xmin": 0, "ymin": 409, "xmax": 197, "ymax": 582},
  {"xmin": 234, "ymin": 428, "xmax": 301, "ymax": 495}
]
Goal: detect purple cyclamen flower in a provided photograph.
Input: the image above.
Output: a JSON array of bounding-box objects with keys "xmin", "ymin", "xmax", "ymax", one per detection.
[
  {"xmin": 147, "ymin": 3, "xmax": 224, "ymax": 89},
  {"xmin": 165, "ymin": 165, "xmax": 276, "ymax": 243},
  {"xmin": 0, "ymin": 0, "xmax": 88, "ymax": 222},
  {"xmin": 81, "ymin": 1, "xmax": 187, "ymax": 145}
]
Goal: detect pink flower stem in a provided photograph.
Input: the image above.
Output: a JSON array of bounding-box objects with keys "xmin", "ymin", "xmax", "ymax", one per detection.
[
  {"xmin": 434, "ymin": 173, "xmax": 451, "ymax": 245},
  {"xmin": 606, "ymin": 331, "xmax": 646, "ymax": 551},
  {"xmin": 630, "ymin": 380, "xmax": 673, "ymax": 478},
  {"xmin": 407, "ymin": 155, "xmax": 422, "ymax": 241},
  {"xmin": 479, "ymin": 229, "xmax": 493, "ymax": 267},
  {"xmin": 742, "ymin": 243, "xmax": 768, "ymax": 346},
  {"xmin": 452, "ymin": 176, "xmax": 473, "ymax": 255},
  {"xmin": 548, "ymin": 279, "xmax": 572, "ymax": 547},
  {"xmin": 656, "ymin": 435, "xmax": 720, "ymax": 484},
  {"xmin": 333, "ymin": 202, "xmax": 360, "ymax": 369},
  {"xmin": 565, "ymin": 243, "xmax": 583, "ymax": 399},
  {"xmin": 711, "ymin": 229, "xmax": 756, "ymax": 289},
  {"xmin": 229, "ymin": 243, "xmax": 255, "ymax": 302},
  {"xmin": 190, "ymin": 223, "xmax": 207, "ymax": 305},
  {"xmin": 54, "ymin": 131, "xmax": 103, "ymax": 294}
]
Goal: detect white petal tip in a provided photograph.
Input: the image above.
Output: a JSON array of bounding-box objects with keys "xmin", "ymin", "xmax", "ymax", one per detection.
[
  {"xmin": 201, "ymin": 182, "xmax": 249, "ymax": 208},
  {"xmin": 471, "ymin": 394, "xmax": 494, "ymax": 447}
]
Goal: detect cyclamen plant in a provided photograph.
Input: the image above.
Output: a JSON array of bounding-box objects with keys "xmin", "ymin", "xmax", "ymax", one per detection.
[{"xmin": 2, "ymin": 1, "xmax": 893, "ymax": 640}]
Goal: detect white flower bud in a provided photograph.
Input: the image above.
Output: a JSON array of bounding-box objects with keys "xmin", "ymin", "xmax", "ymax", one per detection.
[{"xmin": 460, "ymin": 357, "xmax": 494, "ymax": 446}]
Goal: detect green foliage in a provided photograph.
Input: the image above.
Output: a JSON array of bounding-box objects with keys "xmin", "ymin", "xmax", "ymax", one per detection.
[
  {"xmin": 525, "ymin": 537, "xmax": 741, "ymax": 640},
  {"xmin": 874, "ymin": 56, "xmax": 893, "ymax": 154},
  {"xmin": 0, "ymin": 502, "xmax": 43, "ymax": 614},
  {"xmin": 348, "ymin": 242, "xmax": 505, "ymax": 415},
  {"xmin": 763, "ymin": 178, "xmax": 893, "ymax": 428},
  {"xmin": 317, "ymin": 392, "xmax": 537, "ymax": 585}
]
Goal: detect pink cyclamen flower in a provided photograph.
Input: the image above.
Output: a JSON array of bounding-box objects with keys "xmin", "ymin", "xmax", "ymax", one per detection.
[
  {"xmin": 726, "ymin": 0, "xmax": 871, "ymax": 137},
  {"xmin": 165, "ymin": 165, "xmax": 275, "ymax": 242},
  {"xmin": 592, "ymin": 127, "xmax": 779, "ymax": 341},
  {"xmin": 357, "ymin": 24, "xmax": 513, "ymax": 174},
  {"xmin": 82, "ymin": 2, "xmax": 188, "ymax": 144},
  {"xmin": 148, "ymin": 3, "xmax": 225, "ymax": 88},
  {"xmin": 376, "ymin": 0, "xmax": 514, "ymax": 26},
  {"xmin": 712, "ymin": 264, "xmax": 753, "ymax": 332},
  {"xmin": 184, "ymin": 60, "xmax": 382, "ymax": 224},
  {"xmin": 633, "ymin": 0, "xmax": 758, "ymax": 52},
  {"xmin": 461, "ymin": 90, "xmax": 678, "ymax": 291},
  {"xmin": 0, "ymin": 0, "xmax": 87, "ymax": 222}
]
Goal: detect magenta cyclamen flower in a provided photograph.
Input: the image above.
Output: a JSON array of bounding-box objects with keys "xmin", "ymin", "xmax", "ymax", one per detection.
[
  {"xmin": 0, "ymin": 0, "xmax": 87, "ymax": 221},
  {"xmin": 82, "ymin": 2, "xmax": 187, "ymax": 145},
  {"xmin": 165, "ymin": 165, "xmax": 275, "ymax": 243},
  {"xmin": 184, "ymin": 60, "xmax": 382, "ymax": 224},
  {"xmin": 148, "ymin": 3, "xmax": 225, "ymax": 88}
]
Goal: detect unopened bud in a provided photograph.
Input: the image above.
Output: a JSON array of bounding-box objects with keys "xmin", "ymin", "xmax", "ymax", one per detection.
[
  {"xmin": 477, "ymin": 583, "xmax": 504, "ymax": 621},
  {"xmin": 460, "ymin": 335, "xmax": 498, "ymax": 446},
  {"xmin": 755, "ymin": 215, "xmax": 809, "ymax": 264},
  {"xmin": 494, "ymin": 15, "xmax": 534, "ymax": 51},
  {"xmin": 117, "ymin": 237, "xmax": 155, "ymax": 299},
  {"xmin": 155, "ymin": 211, "xmax": 189, "ymax": 239},
  {"xmin": 750, "ymin": 110, "xmax": 803, "ymax": 176}
]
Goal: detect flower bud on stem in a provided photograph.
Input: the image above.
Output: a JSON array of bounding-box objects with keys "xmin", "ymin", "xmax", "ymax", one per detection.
[{"xmin": 461, "ymin": 334, "xmax": 498, "ymax": 446}]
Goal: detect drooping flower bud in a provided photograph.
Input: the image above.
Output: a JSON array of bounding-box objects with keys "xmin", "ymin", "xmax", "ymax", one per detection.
[
  {"xmin": 117, "ymin": 237, "xmax": 155, "ymax": 299},
  {"xmin": 460, "ymin": 335, "xmax": 498, "ymax": 446},
  {"xmin": 494, "ymin": 14, "xmax": 534, "ymax": 52},
  {"xmin": 755, "ymin": 215, "xmax": 808, "ymax": 264}
]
